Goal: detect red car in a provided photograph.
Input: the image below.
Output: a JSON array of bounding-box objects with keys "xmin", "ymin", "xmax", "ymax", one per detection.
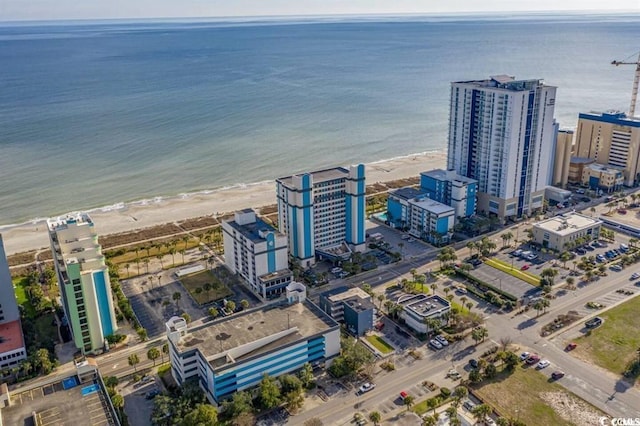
[
  {"xmin": 565, "ymin": 342, "xmax": 577, "ymax": 351},
  {"xmin": 525, "ymin": 354, "xmax": 540, "ymax": 365},
  {"xmin": 521, "ymin": 264, "xmax": 530, "ymax": 271}
]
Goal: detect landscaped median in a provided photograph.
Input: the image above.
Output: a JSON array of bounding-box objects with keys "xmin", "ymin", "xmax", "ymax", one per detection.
[
  {"xmin": 483, "ymin": 257, "xmax": 541, "ymax": 286},
  {"xmin": 364, "ymin": 335, "xmax": 395, "ymax": 354}
]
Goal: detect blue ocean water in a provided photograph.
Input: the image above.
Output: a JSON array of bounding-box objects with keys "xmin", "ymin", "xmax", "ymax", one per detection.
[{"xmin": 1, "ymin": 13, "xmax": 639, "ymax": 225}]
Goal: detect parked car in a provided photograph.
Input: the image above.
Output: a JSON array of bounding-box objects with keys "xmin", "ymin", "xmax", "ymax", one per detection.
[
  {"xmin": 358, "ymin": 382, "xmax": 376, "ymax": 394},
  {"xmin": 400, "ymin": 391, "xmax": 409, "ymax": 401},
  {"xmin": 610, "ymin": 264, "xmax": 623, "ymax": 272},
  {"xmin": 512, "ymin": 249, "xmax": 523, "ymax": 257},
  {"xmin": 585, "ymin": 317, "xmax": 603, "ymax": 328},
  {"xmin": 565, "ymin": 342, "xmax": 577, "ymax": 351},
  {"xmin": 455, "ymin": 286, "xmax": 468, "ymax": 295},
  {"xmin": 469, "ymin": 359, "xmax": 479, "ymax": 369},
  {"xmin": 631, "ymin": 272, "xmax": 640, "ymax": 281},
  {"xmin": 526, "ymin": 253, "xmax": 538, "ymax": 261},
  {"xmin": 525, "ymin": 355, "xmax": 540, "ymax": 365},
  {"xmin": 618, "ymin": 209, "xmax": 628, "ymax": 214},
  {"xmin": 536, "ymin": 359, "xmax": 551, "ymax": 369},
  {"xmin": 521, "ymin": 264, "xmax": 530, "ymax": 271},
  {"xmin": 145, "ymin": 389, "xmax": 161, "ymax": 400},
  {"xmin": 576, "ymin": 248, "xmax": 587, "ymax": 255},
  {"xmin": 435, "ymin": 335, "xmax": 449, "ymax": 346},
  {"xmin": 576, "ymin": 189, "xmax": 586, "ymax": 194},
  {"xmin": 620, "ymin": 243, "xmax": 629, "ymax": 251},
  {"xmin": 556, "ymin": 203, "xmax": 565, "ymax": 209},
  {"xmin": 551, "ymin": 371, "xmax": 565, "ymax": 380},
  {"xmin": 429, "ymin": 339, "xmax": 443, "ymax": 350},
  {"xmin": 519, "ymin": 351, "xmax": 530, "ymax": 361},
  {"xmin": 463, "ymin": 400, "xmax": 477, "ymax": 411},
  {"xmin": 596, "ymin": 254, "xmax": 606, "ymax": 262}
]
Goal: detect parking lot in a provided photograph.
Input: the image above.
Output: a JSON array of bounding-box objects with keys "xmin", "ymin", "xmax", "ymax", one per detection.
[
  {"xmin": 468, "ymin": 262, "xmax": 540, "ymax": 300},
  {"xmin": 366, "ymin": 221, "xmax": 432, "ymax": 259}
]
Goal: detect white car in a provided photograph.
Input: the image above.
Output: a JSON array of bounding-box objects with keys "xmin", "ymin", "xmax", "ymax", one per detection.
[
  {"xmin": 435, "ymin": 335, "xmax": 449, "ymax": 346},
  {"xmin": 536, "ymin": 359, "xmax": 551, "ymax": 369},
  {"xmin": 429, "ymin": 339, "xmax": 443, "ymax": 350},
  {"xmin": 631, "ymin": 272, "xmax": 640, "ymax": 280},
  {"xmin": 358, "ymin": 382, "xmax": 376, "ymax": 394},
  {"xmin": 519, "ymin": 351, "xmax": 530, "ymax": 361}
]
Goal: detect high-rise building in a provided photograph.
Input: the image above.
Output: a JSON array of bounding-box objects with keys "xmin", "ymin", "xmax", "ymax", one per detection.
[
  {"xmin": 574, "ymin": 111, "xmax": 640, "ymax": 186},
  {"xmin": 276, "ymin": 164, "xmax": 366, "ymax": 267},
  {"xmin": 47, "ymin": 214, "xmax": 117, "ymax": 354},
  {"xmin": 0, "ymin": 235, "xmax": 26, "ymax": 369},
  {"xmin": 552, "ymin": 129, "xmax": 573, "ymax": 188},
  {"xmin": 222, "ymin": 209, "xmax": 291, "ymax": 300},
  {"xmin": 447, "ymin": 75, "xmax": 557, "ymax": 219},
  {"xmin": 419, "ymin": 169, "xmax": 478, "ymax": 218}
]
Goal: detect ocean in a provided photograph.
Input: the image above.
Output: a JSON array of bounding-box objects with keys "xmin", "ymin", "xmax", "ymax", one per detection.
[{"xmin": 1, "ymin": 13, "xmax": 639, "ymax": 226}]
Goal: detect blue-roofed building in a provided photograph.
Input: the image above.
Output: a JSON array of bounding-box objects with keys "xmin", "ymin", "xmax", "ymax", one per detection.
[
  {"xmin": 276, "ymin": 165, "xmax": 366, "ymax": 267},
  {"xmin": 575, "ymin": 111, "xmax": 640, "ymax": 186},
  {"xmin": 387, "ymin": 187, "xmax": 427, "ymax": 230},
  {"xmin": 222, "ymin": 209, "xmax": 291, "ymax": 300},
  {"xmin": 420, "ymin": 169, "xmax": 478, "ymax": 218}
]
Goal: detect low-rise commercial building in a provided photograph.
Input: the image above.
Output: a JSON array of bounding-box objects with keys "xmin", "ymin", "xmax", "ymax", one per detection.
[
  {"xmin": 166, "ymin": 295, "xmax": 340, "ymax": 404},
  {"xmin": 581, "ymin": 163, "xmax": 624, "ymax": 193},
  {"xmin": 568, "ymin": 157, "xmax": 595, "ymax": 185},
  {"xmin": 408, "ymin": 198, "xmax": 455, "ymax": 245},
  {"xmin": 222, "ymin": 209, "xmax": 291, "ymax": 300},
  {"xmin": 319, "ymin": 287, "xmax": 374, "ymax": 336},
  {"xmin": 398, "ymin": 294, "xmax": 450, "ymax": 334},
  {"xmin": 387, "ymin": 187, "xmax": 427, "ymax": 230},
  {"xmin": 532, "ymin": 212, "xmax": 602, "ymax": 251}
]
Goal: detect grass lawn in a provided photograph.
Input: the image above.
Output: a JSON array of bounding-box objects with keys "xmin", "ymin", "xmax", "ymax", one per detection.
[
  {"xmin": 179, "ymin": 270, "xmax": 233, "ymax": 305},
  {"xmin": 13, "ymin": 277, "xmax": 36, "ymax": 318},
  {"xmin": 484, "ymin": 258, "xmax": 541, "ymax": 286},
  {"xmin": 364, "ymin": 335, "xmax": 394, "ymax": 354},
  {"xmin": 474, "ymin": 366, "xmax": 605, "ymax": 426},
  {"xmin": 573, "ymin": 294, "xmax": 640, "ymax": 375}
]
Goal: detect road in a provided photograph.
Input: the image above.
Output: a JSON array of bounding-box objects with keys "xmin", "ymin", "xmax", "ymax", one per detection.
[{"xmin": 298, "ymin": 251, "xmax": 640, "ymax": 423}]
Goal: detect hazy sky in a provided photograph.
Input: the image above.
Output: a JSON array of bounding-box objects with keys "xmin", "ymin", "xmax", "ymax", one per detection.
[{"xmin": 1, "ymin": 0, "xmax": 639, "ymax": 21}]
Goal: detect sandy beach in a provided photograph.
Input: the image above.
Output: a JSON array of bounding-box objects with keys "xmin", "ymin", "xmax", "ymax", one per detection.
[{"xmin": 1, "ymin": 152, "xmax": 446, "ymax": 255}]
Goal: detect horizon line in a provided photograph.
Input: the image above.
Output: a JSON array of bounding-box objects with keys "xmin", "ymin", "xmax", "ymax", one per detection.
[{"xmin": 1, "ymin": 9, "xmax": 639, "ymax": 25}]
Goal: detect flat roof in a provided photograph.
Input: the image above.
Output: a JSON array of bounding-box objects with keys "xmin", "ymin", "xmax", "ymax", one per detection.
[
  {"xmin": 47, "ymin": 213, "xmax": 93, "ymax": 231},
  {"xmin": 534, "ymin": 213, "xmax": 602, "ymax": 235},
  {"xmin": 453, "ymin": 76, "xmax": 553, "ymax": 91},
  {"xmin": 2, "ymin": 376, "xmax": 118, "ymax": 426},
  {"xmin": 398, "ymin": 294, "xmax": 450, "ymax": 317},
  {"xmin": 585, "ymin": 163, "xmax": 624, "ymax": 175},
  {"xmin": 570, "ymin": 157, "xmax": 595, "ymax": 164},
  {"xmin": 0, "ymin": 320, "xmax": 24, "ymax": 354},
  {"xmin": 408, "ymin": 197, "xmax": 455, "ymax": 215},
  {"xmin": 324, "ymin": 287, "xmax": 371, "ymax": 303},
  {"xmin": 176, "ymin": 300, "xmax": 338, "ymax": 369},
  {"xmin": 420, "ymin": 169, "xmax": 477, "ymax": 185},
  {"xmin": 343, "ymin": 295, "xmax": 375, "ymax": 313},
  {"xmin": 390, "ymin": 187, "xmax": 427, "ymax": 201},
  {"xmin": 579, "ymin": 110, "xmax": 640, "ymax": 128},
  {"xmin": 224, "ymin": 216, "xmax": 284, "ymax": 243},
  {"xmin": 277, "ymin": 166, "xmax": 350, "ymax": 187}
]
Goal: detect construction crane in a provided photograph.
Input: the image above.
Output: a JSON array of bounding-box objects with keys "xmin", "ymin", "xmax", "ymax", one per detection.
[{"xmin": 612, "ymin": 51, "xmax": 640, "ymax": 118}]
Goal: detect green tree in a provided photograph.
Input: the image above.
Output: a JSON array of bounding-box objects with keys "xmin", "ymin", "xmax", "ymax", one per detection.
[
  {"xmin": 181, "ymin": 312, "xmax": 192, "ymax": 324},
  {"xmin": 240, "ymin": 299, "xmax": 249, "ymax": 309},
  {"xmin": 426, "ymin": 396, "xmax": 442, "ymax": 416},
  {"xmin": 503, "ymin": 351, "xmax": 519, "ymax": 371},
  {"xmin": 299, "ymin": 362, "xmax": 314, "ymax": 388},
  {"xmin": 422, "ymin": 415, "xmax": 437, "ymax": 426},
  {"xmin": 469, "ymin": 369, "xmax": 482, "ymax": 383},
  {"xmin": 403, "ymin": 395, "xmax": 415, "ymax": 411},
  {"xmin": 221, "ymin": 390, "xmax": 252, "ymax": 419},
  {"xmin": 484, "ymin": 363, "xmax": 497, "ymax": 378},
  {"xmin": 203, "ymin": 282, "xmax": 212, "ymax": 301},
  {"xmin": 137, "ymin": 327, "xmax": 148, "ymax": 342},
  {"xmin": 225, "ymin": 300, "xmax": 236, "ymax": 313},
  {"xmin": 181, "ymin": 404, "xmax": 218, "ymax": 426},
  {"xmin": 128, "ymin": 354, "xmax": 140, "ymax": 373},
  {"xmin": 303, "ymin": 419, "xmax": 324, "ymax": 426},
  {"xmin": 161, "ymin": 343, "xmax": 169, "ymax": 364},
  {"xmin": 278, "ymin": 374, "xmax": 302, "ymax": 395},
  {"xmin": 35, "ymin": 348, "xmax": 53, "ymax": 375},
  {"xmin": 471, "ymin": 327, "xmax": 488, "ymax": 345},
  {"xmin": 471, "ymin": 404, "xmax": 492, "ymax": 423},
  {"xmin": 147, "ymin": 347, "xmax": 160, "ymax": 366},
  {"xmin": 258, "ymin": 374, "xmax": 281, "ymax": 409},
  {"xmin": 173, "ymin": 291, "xmax": 182, "ymax": 308},
  {"xmin": 208, "ymin": 307, "xmax": 219, "ymax": 318},
  {"xmin": 369, "ymin": 411, "xmax": 382, "ymax": 425},
  {"xmin": 453, "ymin": 386, "xmax": 468, "ymax": 406}
]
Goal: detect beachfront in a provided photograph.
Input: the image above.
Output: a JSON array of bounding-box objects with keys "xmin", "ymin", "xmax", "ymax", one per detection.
[{"xmin": 1, "ymin": 151, "xmax": 447, "ymax": 255}]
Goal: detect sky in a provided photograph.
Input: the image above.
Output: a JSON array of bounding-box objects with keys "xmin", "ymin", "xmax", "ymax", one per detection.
[{"xmin": 1, "ymin": 0, "xmax": 639, "ymax": 21}]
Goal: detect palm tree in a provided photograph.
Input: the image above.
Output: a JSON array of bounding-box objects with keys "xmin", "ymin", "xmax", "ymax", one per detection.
[
  {"xmin": 169, "ymin": 246, "xmax": 177, "ymax": 266},
  {"xmin": 143, "ymin": 258, "xmax": 150, "ymax": 275},
  {"xmin": 161, "ymin": 343, "xmax": 169, "ymax": 364},
  {"xmin": 179, "ymin": 249, "xmax": 186, "ymax": 265},
  {"xmin": 460, "ymin": 296, "xmax": 468, "ymax": 310},
  {"xmin": 369, "ymin": 411, "xmax": 381, "ymax": 426},
  {"xmin": 182, "ymin": 235, "xmax": 190, "ymax": 250},
  {"xmin": 403, "ymin": 395, "xmax": 415, "ymax": 412},
  {"xmin": 466, "ymin": 241, "xmax": 476, "ymax": 257},
  {"xmin": 471, "ymin": 404, "xmax": 492, "ymax": 424},
  {"xmin": 502, "ymin": 231, "xmax": 514, "ymax": 248},
  {"xmin": 156, "ymin": 254, "xmax": 164, "ymax": 270},
  {"xmin": 426, "ymin": 396, "xmax": 441, "ymax": 416},
  {"xmin": 533, "ymin": 299, "xmax": 545, "ymax": 317},
  {"xmin": 124, "ymin": 263, "xmax": 131, "ymax": 278},
  {"xmin": 466, "ymin": 302, "xmax": 473, "ymax": 312},
  {"xmin": 203, "ymin": 282, "xmax": 212, "ymax": 301},
  {"xmin": 430, "ymin": 283, "xmax": 438, "ymax": 295},
  {"xmin": 377, "ymin": 293, "xmax": 385, "ymax": 309},
  {"xmin": 172, "ymin": 291, "xmax": 182, "ymax": 308},
  {"xmin": 128, "ymin": 354, "xmax": 140, "ymax": 373}
]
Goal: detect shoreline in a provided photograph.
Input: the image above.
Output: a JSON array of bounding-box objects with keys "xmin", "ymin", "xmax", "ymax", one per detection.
[{"xmin": 1, "ymin": 151, "xmax": 447, "ymax": 255}]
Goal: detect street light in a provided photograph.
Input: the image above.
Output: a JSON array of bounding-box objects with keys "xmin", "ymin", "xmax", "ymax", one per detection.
[{"xmin": 493, "ymin": 277, "xmax": 502, "ymax": 291}]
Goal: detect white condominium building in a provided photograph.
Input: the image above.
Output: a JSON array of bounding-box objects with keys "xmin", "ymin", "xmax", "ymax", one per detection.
[{"xmin": 447, "ymin": 75, "xmax": 557, "ymax": 219}]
